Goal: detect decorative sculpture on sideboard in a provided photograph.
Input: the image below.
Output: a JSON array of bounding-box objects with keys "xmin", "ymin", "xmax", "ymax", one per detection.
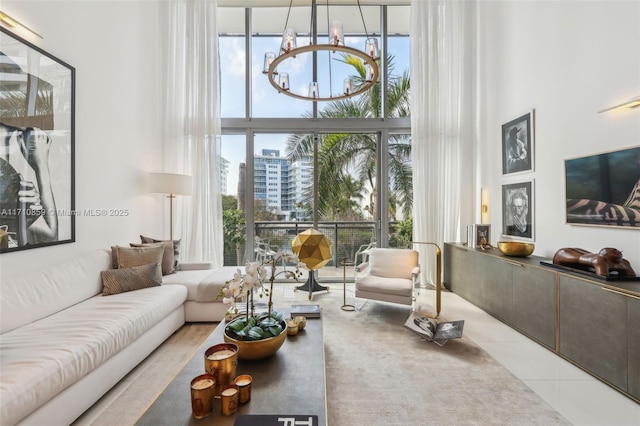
[{"xmin": 552, "ymin": 247, "xmax": 636, "ymax": 277}]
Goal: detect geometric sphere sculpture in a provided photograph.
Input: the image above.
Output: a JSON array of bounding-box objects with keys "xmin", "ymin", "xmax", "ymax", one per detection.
[{"xmin": 291, "ymin": 228, "xmax": 332, "ymax": 271}]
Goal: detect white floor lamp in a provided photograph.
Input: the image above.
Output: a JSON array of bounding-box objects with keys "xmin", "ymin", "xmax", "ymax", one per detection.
[{"xmin": 149, "ymin": 172, "xmax": 192, "ymax": 241}]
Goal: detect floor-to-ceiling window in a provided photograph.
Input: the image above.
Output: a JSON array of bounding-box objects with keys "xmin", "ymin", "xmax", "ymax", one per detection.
[{"xmin": 219, "ymin": 2, "xmax": 411, "ymax": 277}]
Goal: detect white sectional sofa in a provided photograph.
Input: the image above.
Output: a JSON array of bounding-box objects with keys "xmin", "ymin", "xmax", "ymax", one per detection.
[{"xmin": 0, "ymin": 249, "xmax": 235, "ymax": 426}]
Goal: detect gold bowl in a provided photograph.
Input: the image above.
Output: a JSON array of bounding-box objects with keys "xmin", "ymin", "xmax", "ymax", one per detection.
[
  {"xmin": 223, "ymin": 321, "xmax": 287, "ymax": 360},
  {"xmin": 497, "ymin": 241, "xmax": 535, "ymax": 257}
]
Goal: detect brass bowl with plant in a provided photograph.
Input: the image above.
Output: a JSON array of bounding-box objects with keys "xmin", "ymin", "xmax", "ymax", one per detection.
[{"xmin": 223, "ymin": 311, "xmax": 287, "ymax": 360}]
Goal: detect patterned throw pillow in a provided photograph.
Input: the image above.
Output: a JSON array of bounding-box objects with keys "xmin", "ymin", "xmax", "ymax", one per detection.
[
  {"xmin": 130, "ymin": 242, "xmax": 176, "ymax": 275},
  {"xmin": 140, "ymin": 235, "xmax": 181, "ymax": 270},
  {"xmin": 101, "ymin": 263, "xmax": 162, "ymax": 296},
  {"xmin": 111, "ymin": 245, "xmax": 164, "ymax": 270}
]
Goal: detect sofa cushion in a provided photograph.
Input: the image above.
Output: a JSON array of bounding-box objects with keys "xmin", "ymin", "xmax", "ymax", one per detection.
[
  {"xmin": 141, "ymin": 235, "xmax": 181, "ymax": 270},
  {"xmin": 0, "ymin": 250, "xmax": 111, "ymax": 334},
  {"xmin": 355, "ymin": 274, "xmax": 413, "ymax": 297},
  {"xmin": 101, "ymin": 263, "xmax": 162, "ymax": 296},
  {"xmin": 0, "ymin": 284, "xmax": 187, "ymax": 426},
  {"xmin": 369, "ymin": 248, "xmax": 418, "ymax": 280},
  {"xmin": 130, "ymin": 241, "xmax": 176, "ymax": 275},
  {"xmin": 111, "ymin": 245, "xmax": 164, "ymax": 270},
  {"xmin": 162, "ymin": 266, "xmax": 240, "ymax": 302}
]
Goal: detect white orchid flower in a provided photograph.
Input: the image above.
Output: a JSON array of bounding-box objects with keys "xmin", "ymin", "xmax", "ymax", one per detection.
[{"xmin": 245, "ymin": 261, "xmax": 260, "ymax": 277}]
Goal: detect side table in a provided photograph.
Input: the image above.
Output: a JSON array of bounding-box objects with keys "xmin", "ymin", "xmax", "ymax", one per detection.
[{"xmin": 341, "ymin": 258, "xmax": 355, "ymax": 311}]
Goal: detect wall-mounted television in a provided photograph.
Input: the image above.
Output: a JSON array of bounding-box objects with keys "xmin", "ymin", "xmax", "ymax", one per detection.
[{"xmin": 564, "ymin": 146, "xmax": 640, "ymax": 229}]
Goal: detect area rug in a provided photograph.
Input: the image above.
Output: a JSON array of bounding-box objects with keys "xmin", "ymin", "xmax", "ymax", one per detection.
[
  {"xmin": 291, "ymin": 287, "xmax": 571, "ymax": 425},
  {"xmin": 76, "ymin": 285, "xmax": 569, "ymax": 425},
  {"xmin": 302, "ymin": 292, "xmax": 569, "ymax": 426}
]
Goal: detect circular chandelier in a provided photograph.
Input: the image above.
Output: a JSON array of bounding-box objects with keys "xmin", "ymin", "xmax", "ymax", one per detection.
[{"xmin": 262, "ymin": 0, "xmax": 380, "ymax": 102}]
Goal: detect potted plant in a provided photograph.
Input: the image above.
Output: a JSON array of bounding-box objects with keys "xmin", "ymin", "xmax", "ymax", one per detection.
[{"xmin": 219, "ymin": 252, "xmax": 302, "ymax": 360}]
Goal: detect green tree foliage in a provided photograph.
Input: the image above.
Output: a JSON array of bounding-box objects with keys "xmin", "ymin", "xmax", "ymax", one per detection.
[
  {"xmin": 222, "ymin": 194, "xmax": 238, "ymax": 211},
  {"xmin": 286, "ymin": 54, "xmax": 412, "ymax": 221}
]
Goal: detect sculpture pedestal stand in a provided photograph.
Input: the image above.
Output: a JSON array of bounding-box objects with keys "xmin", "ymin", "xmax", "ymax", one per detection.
[{"xmin": 295, "ymin": 270, "xmax": 328, "ymax": 300}]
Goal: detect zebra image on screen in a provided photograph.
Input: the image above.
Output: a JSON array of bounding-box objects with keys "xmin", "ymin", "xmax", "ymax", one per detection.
[{"xmin": 565, "ymin": 146, "xmax": 640, "ymax": 228}]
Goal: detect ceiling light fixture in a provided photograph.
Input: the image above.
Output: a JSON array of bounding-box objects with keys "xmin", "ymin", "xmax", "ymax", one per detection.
[
  {"xmin": 0, "ymin": 10, "xmax": 43, "ymax": 39},
  {"xmin": 598, "ymin": 96, "xmax": 640, "ymax": 113},
  {"xmin": 263, "ymin": 0, "xmax": 379, "ymax": 102}
]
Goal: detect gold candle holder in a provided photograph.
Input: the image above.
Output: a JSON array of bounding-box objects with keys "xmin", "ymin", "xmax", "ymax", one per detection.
[
  {"xmin": 293, "ymin": 316, "xmax": 306, "ymax": 330},
  {"xmin": 234, "ymin": 374, "xmax": 253, "ymax": 403},
  {"xmin": 204, "ymin": 343, "xmax": 239, "ymax": 397},
  {"xmin": 190, "ymin": 374, "xmax": 216, "ymax": 419},
  {"xmin": 286, "ymin": 319, "xmax": 299, "ymax": 336},
  {"xmin": 220, "ymin": 384, "xmax": 239, "ymax": 416}
]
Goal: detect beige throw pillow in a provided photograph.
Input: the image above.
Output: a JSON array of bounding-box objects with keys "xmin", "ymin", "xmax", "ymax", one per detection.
[
  {"xmin": 130, "ymin": 242, "xmax": 175, "ymax": 275},
  {"xmin": 140, "ymin": 235, "xmax": 181, "ymax": 270},
  {"xmin": 101, "ymin": 263, "xmax": 162, "ymax": 296},
  {"xmin": 112, "ymin": 245, "xmax": 164, "ymax": 270}
]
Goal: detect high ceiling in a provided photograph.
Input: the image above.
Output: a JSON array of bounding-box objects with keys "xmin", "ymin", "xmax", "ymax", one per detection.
[
  {"xmin": 218, "ymin": 1, "xmax": 410, "ymax": 6},
  {"xmin": 218, "ymin": 1, "xmax": 410, "ymax": 35}
]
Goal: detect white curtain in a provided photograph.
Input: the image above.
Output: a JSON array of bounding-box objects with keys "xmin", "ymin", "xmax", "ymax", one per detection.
[
  {"xmin": 161, "ymin": 0, "xmax": 223, "ymax": 266},
  {"xmin": 410, "ymin": 0, "xmax": 473, "ymax": 284}
]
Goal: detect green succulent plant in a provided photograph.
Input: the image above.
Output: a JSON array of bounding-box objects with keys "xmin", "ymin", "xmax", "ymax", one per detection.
[{"xmin": 224, "ymin": 310, "xmax": 285, "ymax": 341}]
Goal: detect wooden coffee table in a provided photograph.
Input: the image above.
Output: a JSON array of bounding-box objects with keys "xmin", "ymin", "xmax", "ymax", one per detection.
[{"xmin": 136, "ymin": 313, "xmax": 326, "ymax": 426}]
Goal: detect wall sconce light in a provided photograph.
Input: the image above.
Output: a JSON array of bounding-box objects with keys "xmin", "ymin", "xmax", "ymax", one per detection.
[
  {"xmin": 598, "ymin": 96, "xmax": 640, "ymax": 113},
  {"xmin": 481, "ymin": 188, "xmax": 489, "ymax": 222},
  {"xmin": 0, "ymin": 10, "xmax": 43, "ymax": 39}
]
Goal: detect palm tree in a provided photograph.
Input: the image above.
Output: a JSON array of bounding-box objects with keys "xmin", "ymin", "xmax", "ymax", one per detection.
[{"xmin": 286, "ymin": 54, "xmax": 412, "ymax": 221}]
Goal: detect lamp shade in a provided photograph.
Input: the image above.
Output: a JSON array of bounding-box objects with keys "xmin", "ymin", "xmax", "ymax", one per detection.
[{"xmin": 149, "ymin": 173, "xmax": 192, "ymax": 195}]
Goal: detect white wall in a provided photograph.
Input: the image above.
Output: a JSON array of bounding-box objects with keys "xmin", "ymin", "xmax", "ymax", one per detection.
[
  {"xmin": 2, "ymin": 0, "xmax": 638, "ymax": 278},
  {"xmin": 475, "ymin": 0, "xmax": 640, "ymax": 271},
  {"xmin": 0, "ymin": 1, "xmax": 166, "ymax": 278}
]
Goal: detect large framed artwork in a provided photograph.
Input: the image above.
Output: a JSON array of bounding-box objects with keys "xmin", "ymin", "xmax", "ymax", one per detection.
[
  {"xmin": 564, "ymin": 146, "xmax": 640, "ymax": 229},
  {"xmin": 502, "ymin": 180, "xmax": 534, "ymax": 241},
  {"xmin": 502, "ymin": 111, "xmax": 534, "ymax": 175},
  {"xmin": 0, "ymin": 28, "xmax": 75, "ymax": 253}
]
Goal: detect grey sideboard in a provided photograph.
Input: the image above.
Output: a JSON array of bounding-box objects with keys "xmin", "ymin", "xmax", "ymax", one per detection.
[{"xmin": 443, "ymin": 242, "xmax": 640, "ymax": 403}]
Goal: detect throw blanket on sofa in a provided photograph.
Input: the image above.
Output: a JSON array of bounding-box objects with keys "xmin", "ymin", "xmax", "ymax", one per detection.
[{"xmin": 195, "ymin": 267, "xmax": 240, "ymax": 302}]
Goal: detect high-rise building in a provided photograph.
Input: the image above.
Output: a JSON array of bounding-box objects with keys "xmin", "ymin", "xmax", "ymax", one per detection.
[
  {"xmin": 253, "ymin": 148, "xmax": 313, "ymax": 220},
  {"xmin": 219, "ymin": 156, "xmax": 230, "ymax": 194}
]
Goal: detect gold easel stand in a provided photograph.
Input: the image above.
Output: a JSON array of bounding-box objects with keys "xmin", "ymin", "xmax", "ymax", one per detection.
[{"xmin": 411, "ymin": 242, "xmax": 442, "ymax": 318}]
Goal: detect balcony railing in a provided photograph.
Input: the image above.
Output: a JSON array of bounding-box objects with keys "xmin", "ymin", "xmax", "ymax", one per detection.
[{"xmin": 224, "ymin": 220, "xmax": 406, "ymax": 268}]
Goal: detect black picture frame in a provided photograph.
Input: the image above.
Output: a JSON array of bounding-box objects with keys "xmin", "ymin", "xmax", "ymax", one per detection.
[
  {"xmin": 502, "ymin": 180, "xmax": 534, "ymax": 241},
  {"xmin": 564, "ymin": 146, "xmax": 640, "ymax": 229},
  {"xmin": 0, "ymin": 27, "xmax": 75, "ymax": 253},
  {"xmin": 467, "ymin": 224, "xmax": 491, "ymax": 248},
  {"xmin": 502, "ymin": 111, "xmax": 534, "ymax": 175}
]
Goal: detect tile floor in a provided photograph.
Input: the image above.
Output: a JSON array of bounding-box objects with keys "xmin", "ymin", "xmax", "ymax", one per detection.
[{"xmin": 411, "ymin": 287, "xmax": 640, "ymax": 426}]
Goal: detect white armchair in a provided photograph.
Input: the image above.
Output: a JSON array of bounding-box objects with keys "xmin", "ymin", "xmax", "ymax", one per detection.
[{"xmin": 355, "ymin": 248, "xmax": 419, "ymax": 306}]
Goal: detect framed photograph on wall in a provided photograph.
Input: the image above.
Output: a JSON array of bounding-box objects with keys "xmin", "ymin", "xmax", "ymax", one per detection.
[
  {"xmin": 502, "ymin": 180, "xmax": 534, "ymax": 241},
  {"xmin": 0, "ymin": 27, "xmax": 75, "ymax": 253},
  {"xmin": 564, "ymin": 146, "xmax": 640, "ymax": 229},
  {"xmin": 502, "ymin": 110, "xmax": 534, "ymax": 175}
]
